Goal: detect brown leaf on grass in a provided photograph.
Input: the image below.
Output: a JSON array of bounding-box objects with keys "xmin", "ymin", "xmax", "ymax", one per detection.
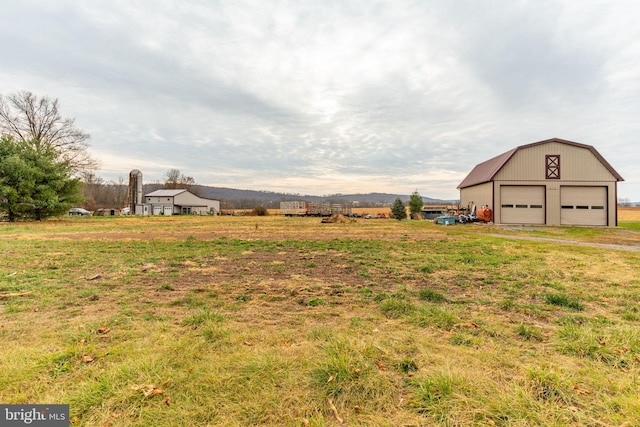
[
  {"xmin": 164, "ymin": 397, "xmax": 171, "ymax": 406},
  {"xmin": 97, "ymin": 326, "xmax": 110, "ymax": 334},
  {"xmin": 86, "ymin": 273, "xmax": 102, "ymax": 281},
  {"xmin": 82, "ymin": 355, "xmax": 94, "ymax": 363},
  {"xmin": 573, "ymin": 385, "xmax": 592, "ymax": 395},
  {"xmin": 132, "ymin": 384, "xmax": 165, "ymax": 397},
  {"xmin": 454, "ymin": 322, "xmax": 480, "ymax": 329},
  {"xmin": 375, "ymin": 361, "xmax": 386, "ymax": 371}
]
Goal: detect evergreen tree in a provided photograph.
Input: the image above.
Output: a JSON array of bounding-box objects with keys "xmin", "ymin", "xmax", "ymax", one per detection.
[
  {"xmin": 408, "ymin": 190, "xmax": 424, "ymax": 219},
  {"xmin": 0, "ymin": 136, "xmax": 82, "ymax": 221},
  {"xmin": 391, "ymin": 197, "xmax": 406, "ymax": 220}
]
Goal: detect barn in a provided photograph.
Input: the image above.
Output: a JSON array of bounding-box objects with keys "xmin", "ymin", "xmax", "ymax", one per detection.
[
  {"xmin": 458, "ymin": 138, "xmax": 624, "ymax": 226},
  {"xmin": 136, "ymin": 189, "xmax": 220, "ymax": 216}
]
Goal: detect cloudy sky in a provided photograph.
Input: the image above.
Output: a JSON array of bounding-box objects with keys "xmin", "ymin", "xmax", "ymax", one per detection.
[{"xmin": 2, "ymin": 0, "xmax": 639, "ymax": 200}]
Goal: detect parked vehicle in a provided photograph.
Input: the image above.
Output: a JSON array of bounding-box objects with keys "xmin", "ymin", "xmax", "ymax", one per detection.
[{"xmin": 69, "ymin": 208, "xmax": 91, "ymax": 216}]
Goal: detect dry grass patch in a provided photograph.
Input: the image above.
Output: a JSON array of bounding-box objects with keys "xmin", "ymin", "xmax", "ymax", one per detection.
[{"xmin": 1, "ymin": 216, "xmax": 639, "ymax": 425}]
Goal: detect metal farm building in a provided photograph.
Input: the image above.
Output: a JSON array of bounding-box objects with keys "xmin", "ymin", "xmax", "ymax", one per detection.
[
  {"xmin": 458, "ymin": 138, "xmax": 624, "ymax": 227},
  {"xmin": 137, "ymin": 189, "xmax": 220, "ymax": 216}
]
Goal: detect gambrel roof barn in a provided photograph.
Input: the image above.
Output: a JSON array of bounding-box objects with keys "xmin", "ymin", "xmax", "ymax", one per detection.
[{"xmin": 458, "ymin": 138, "xmax": 624, "ymax": 226}]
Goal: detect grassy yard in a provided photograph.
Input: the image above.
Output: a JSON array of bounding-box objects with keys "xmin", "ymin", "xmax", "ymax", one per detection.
[{"xmin": 1, "ymin": 216, "xmax": 639, "ymax": 426}]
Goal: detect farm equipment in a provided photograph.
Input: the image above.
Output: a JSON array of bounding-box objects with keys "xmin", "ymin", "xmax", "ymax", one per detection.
[
  {"xmin": 457, "ymin": 204, "xmax": 477, "ymax": 224},
  {"xmin": 477, "ymin": 206, "xmax": 493, "ymax": 222},
  {"xmin": 457, "ymin": 204, "xmax": 493, "ymax": 224}
]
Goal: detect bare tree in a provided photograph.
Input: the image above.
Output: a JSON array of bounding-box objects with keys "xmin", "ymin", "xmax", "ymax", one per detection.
[
  {"xmin": 0, "ymin": 91, "xmax": 98, "ymax": 172},
  {"xmin": 164, "ymin": 168, "xmax": 182, "ymax": 188},
  {"xmin": 163, "ymin": 168, "xmax": 199, "ymax": 195},
  {"xmin": 81, "ymin": 172, "xmax": 128, "ymax": 210}
]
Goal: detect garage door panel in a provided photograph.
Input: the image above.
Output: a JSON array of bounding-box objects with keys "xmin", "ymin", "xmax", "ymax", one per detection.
[
  {"xmin": 500, "ymin": 186, "xmax": 545, "ymax": 224},
  {"xmin": 560, "ymin": 187, "xmax": 606, "ymax": 226}
]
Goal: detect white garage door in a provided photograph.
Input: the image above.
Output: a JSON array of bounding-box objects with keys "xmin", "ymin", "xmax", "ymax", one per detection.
[
  {"xmin": 560, "ymin": 187, "xmax": 607, "ymax": 226},
  {"xmin": 500, "ymin": 186, "xmax": 545, "ymax": 224}
]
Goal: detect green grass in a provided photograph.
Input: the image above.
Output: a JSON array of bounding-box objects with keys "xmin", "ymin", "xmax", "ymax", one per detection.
[
  {"xmin": 544, "ymin": 293, "xmax": 585, "ymax": 311},
  {"xmin": 0, "ymin": 215, "xmax": 639, "ymax": 425}
]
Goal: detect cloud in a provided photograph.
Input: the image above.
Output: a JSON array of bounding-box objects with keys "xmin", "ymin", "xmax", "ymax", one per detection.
[{"xmin": 1, "ymin": 0, "xmax": 638, "ymax": 200}]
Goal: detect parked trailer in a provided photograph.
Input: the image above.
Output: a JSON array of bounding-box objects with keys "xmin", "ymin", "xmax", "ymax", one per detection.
[
  {"xmin": 280, "ymin": 201, "xmax": 308, "ymax": 216},
  {"xmin": 307, "ymin": 202, "xmax": 332, "ymax": 216},
  {"xmin": 280, "ymin": 201, "xmax": 350, "ymax": 217}
]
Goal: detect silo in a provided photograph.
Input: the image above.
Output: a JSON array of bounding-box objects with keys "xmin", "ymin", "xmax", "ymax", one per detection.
[{"xmin": 128, "ymin": 169, "xmax": 143, "ymax": 212}]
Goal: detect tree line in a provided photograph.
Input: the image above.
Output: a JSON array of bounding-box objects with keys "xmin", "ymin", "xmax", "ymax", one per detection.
[{"xmin": 1, "ymin": 90, "xmax": 429, "ymax": 221}]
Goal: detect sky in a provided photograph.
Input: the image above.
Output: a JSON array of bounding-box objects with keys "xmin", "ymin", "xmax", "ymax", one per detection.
[{"xmin": 2, "ymin": 0, "xmax": 639, "ymax": 201}]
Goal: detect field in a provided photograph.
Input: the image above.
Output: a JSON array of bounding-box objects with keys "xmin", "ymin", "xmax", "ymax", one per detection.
[
  {"xmin": 619, "ymin": 206, "xmax": 640, "ymax": 221},
  {"xmin": 1, "ymin": 214, "xmax": 639, "ymax": 426}
]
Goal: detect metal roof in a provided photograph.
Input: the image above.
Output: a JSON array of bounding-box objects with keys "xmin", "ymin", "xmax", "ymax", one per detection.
[
  {"xmin": 457, "ymin": 138, "xmax": 624, "ymax": 189},
  {"xmin": 145, "ymin": 189, "xmax": 188, "ymax": 197}
]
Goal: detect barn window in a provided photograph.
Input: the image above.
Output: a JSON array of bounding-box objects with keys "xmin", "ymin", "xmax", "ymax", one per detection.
[
  {"xmin": 531, "ymin": 204, "xmax": 543, "ymax": 209},
  {"xmin": 592, "ymin": 205, "xmax": 605, "ymax": 210},
  {"xmin": 502, "ymin": 204, "xmax": 514, "ymax": 208},
  {"xmin": 516, "ymin": 204, "xmax": 528, "ymax": 208},
  {"xmin": 546, "ymin": 155, "xmax": 560, "ymax": 179}
]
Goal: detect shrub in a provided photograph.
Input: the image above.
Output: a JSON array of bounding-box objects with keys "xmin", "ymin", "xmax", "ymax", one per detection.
[{"xmin": 251, "ymin": 206, "xmax": 268, "ymax": 216}]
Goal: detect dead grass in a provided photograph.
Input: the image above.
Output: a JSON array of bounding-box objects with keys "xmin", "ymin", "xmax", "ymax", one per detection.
[
  {"xmin": 0, "ymin": 216, "xmax": 639, "ymax": 426},
  {"xmin": 619, "ymin": 206, "xmax": 640, "ymax": 221}
]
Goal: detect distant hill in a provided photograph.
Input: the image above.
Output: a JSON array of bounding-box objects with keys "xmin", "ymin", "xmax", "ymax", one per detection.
[
  {"xmin": 140, "ymin": 184, "xmax": 458, "ymax": 209},
  {"xmin": 186, "ymin": 185, "xmax": 458, "ymax": 208}
]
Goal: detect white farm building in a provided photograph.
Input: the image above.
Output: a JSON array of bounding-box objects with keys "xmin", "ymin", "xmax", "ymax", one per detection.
[
  {"xmin": 135, "ymin": 189, "xmax": 220, "ymax": 216},
  {"xmin": 458, "ymin": 138, "xmax": 624, "ymax": 227}
]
